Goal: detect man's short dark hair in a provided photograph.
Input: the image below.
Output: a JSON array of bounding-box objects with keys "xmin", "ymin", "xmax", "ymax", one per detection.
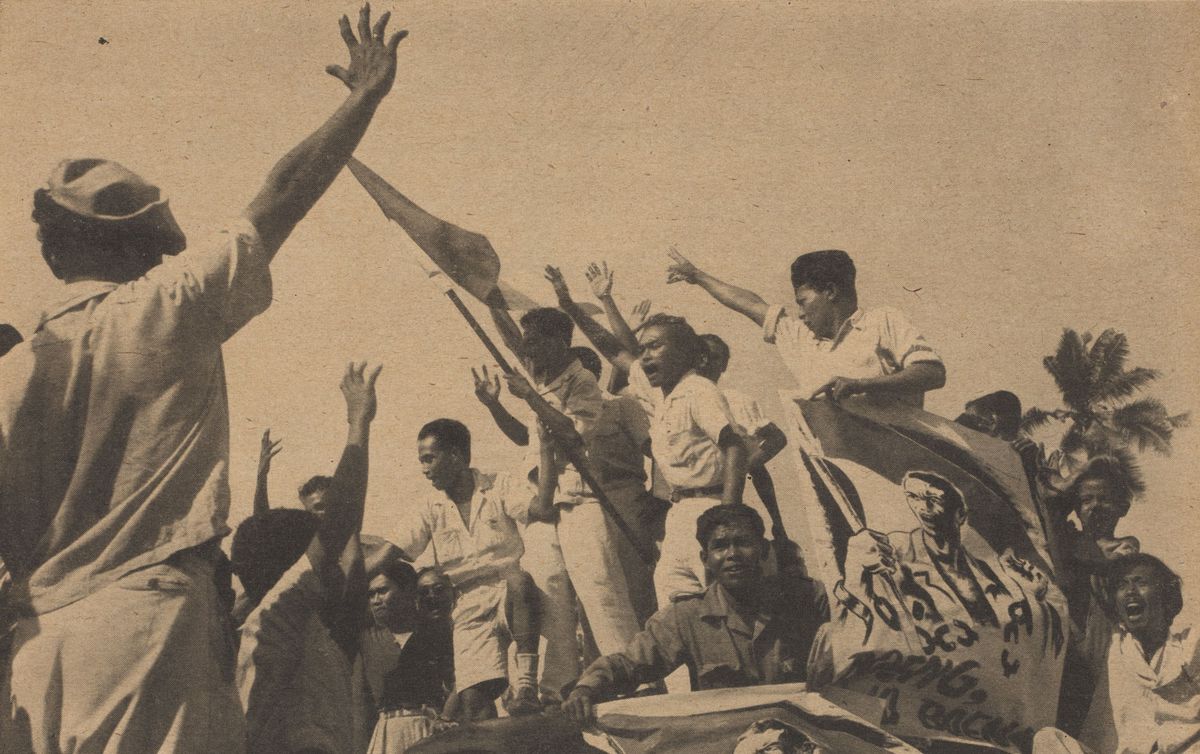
[
  {"xmin": 789, "ymin": 250, "xmax": 856, "ymax": 294},
  {"xmin": 298, "ymin": 475, "xmax": 333, "ymax": 500},
  {"xmin": 0, "ymin": 324, "xmax": 22, "ymax": 359},
  {"xmin": 1105, "ymin": 553, "xmax": 1183, "ymax": 626},
  {"xmin": 568, "ymin": 346, "xmax": 602, "ymax": 380},
  {"xmin": 964, "ymin": 390, "xmax": 1023, "ymax": 439},
  {"xmin": 1067, "ymin": 455, "xmax": 1141, "ymax": 515},
  {"xmin": 419, "ymin": 418, "xmax": 472, "ymax": 461},
  {"xmin": 641, "ymin": 313, "xmax": 705, "ymax": 367},
  {"xmin": 31, "ymin": 189, "xmax": 168, "ymax": 281},
  {"xmin": 903, "ymin": 470, "xmax": 968, "ymax": 517},
  {"xmin": 378, "ymin": 558, "xmax": 418, "ymax": 593},
  {"xmin": 230, "ymin": 508, "xmax": 317, "ymax": 602},
  {"xmin": 696, "ymin": 503, "xmax": 766, "ymax": 548},
  {"xmin": 519, "ymin": 307, "xmax": 574, "ymax": 345},
  {"xmin": 701, "ymin": 333, "xmax": 731, "ymax": 366}
]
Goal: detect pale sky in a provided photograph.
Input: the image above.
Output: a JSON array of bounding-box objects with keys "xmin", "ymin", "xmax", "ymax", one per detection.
[{"xmin": 1, "ymin": 2, "xmax": 1196, "ymax": 578}]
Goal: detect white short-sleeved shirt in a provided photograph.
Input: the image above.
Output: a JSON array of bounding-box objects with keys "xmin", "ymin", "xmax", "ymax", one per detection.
[
  {"xmin": 1081, "ymin": 620, "xmax": 1200, "ymax": 754},
  {"xmin": 519, "ymin": 359, "xmax": 602, "ymax": 495},
  {"xmin": 238, "ymin": 557, "xmax": 358, "ymax": 754},
  {"xmin": 0, "ymin": 219, "xmax": 271, "ymax": 615},
  {"xmin": 391, "ymin": 470, "xmax": 529, "ymax": 588},
  {"xmin": 627, "ymin": 364, "xmax": 737, "ymax": 491},
  {"xmin": 720, "ymin": 387, "xmax": 770, "ymax": 436},
  {"xmin": 762, "ymin": 305, "xmax": 941, "ymax": 407}
]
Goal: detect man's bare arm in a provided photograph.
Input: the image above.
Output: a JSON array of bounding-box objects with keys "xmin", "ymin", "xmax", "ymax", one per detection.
[
  {"xmin": 666, "ymin": 248, "xmax": 770, "ymax": 327},
  {"xmin": 812, "ymin": 361, "xmax": 947, "ymax": 402},
  {"xmin": 544, "ymin": 265, "xmax": 636, "ymax": 372},
  {"xmin": 252, "ymin": 429, "xmax": 282, "ymax": 517},
  {"xmin": 472, "ymin": 366, "xmax": 529, "ymax": 446},
  {"xmin": 530, "ymin": 421, "xmax": 560, "ymax": 524},
  {"xmin": 246, "ymin": 7, "xmax": 407, "ymax": 259},
  {"xmin": 719, "ymin": 430, "xmax": 748, "ymax": 506},
  {"xmin": 585, "ymin": 261, "xmax": 641, "ymax": 354}
]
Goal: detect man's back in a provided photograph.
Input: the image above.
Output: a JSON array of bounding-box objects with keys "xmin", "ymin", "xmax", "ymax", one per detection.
[{"xmin": 0, "ymin": 220, "xmax": 271, "ymax": 614}]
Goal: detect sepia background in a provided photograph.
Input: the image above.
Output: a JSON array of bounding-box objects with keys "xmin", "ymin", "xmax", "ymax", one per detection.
[{"xmin": 1, "ymin": 1, "xmax": 1196, "ymax": 585}]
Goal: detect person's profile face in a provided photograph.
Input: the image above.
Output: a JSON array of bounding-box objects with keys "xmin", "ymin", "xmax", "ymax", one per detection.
[
  {"xmin": 903, "ymin": 476, "xmax": 962, "ymax": 538},
  {"xmin": 638, "ymin": 325, "xmax": 692, "ymax": 389},
  {"xmin": 793, "ymin": 284, "xmax": 839, "ymax": 340},
  {"xmin": 701, "ymin": 522, "xmax": 766, "ymax": 592},
  {"xmin": 1076, "ymin": 478, "xmax": 1126, "ymax": 539},
  {"xmin": 418, "ymin": 436, "xmax": 462, "ymax": 492},
  {"xmin": 520, "ymin": 328, "xmax": 567, "ymax": 376},
  {"xmin": 1114, "ymin": 563, "xmax": 1170, "ymax": 639}
]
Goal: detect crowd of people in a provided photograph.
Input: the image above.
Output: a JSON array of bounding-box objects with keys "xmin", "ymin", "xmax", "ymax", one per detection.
[{"xmin": 0, "ymin": 6, "xmax": 1194, "ymax": 754}]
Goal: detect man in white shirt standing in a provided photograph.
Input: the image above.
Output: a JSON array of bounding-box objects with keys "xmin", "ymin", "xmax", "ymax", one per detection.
[
  {"xmin": 666, "ymin": 248, "xmax": 945, "ymax": 407},
  {"xmin": 0, "ymin": 7, "xmax": 406, "ymax": 753}
]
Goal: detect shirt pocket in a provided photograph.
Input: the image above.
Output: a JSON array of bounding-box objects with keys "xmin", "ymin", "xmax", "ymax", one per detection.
[{"xmin": 432, "ymin": 528, "xmax": 465, "ymax": 565}]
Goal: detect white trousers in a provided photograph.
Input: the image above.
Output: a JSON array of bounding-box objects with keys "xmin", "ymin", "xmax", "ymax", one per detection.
[
  {"xmin": 520, "ymin": 521, "xmax": 579, "ymax": 699},
  {"xmin": 655, "ymin": 496, "xmax": 719, "ymax": 608},
  {"xmin": 556, "ymin": 501, "xmax": 641, "ymax": 657}
]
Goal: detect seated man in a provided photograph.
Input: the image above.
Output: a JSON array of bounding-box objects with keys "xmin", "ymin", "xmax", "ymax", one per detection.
[
  {"xmin": 360, "ymin": 559, "xmax": 454, "ymax": 754},
  {"xmin": 391, "ymin": 419, "xmax": 544, "ymax": 719},
  {"xmin": 237, "ymin": 362, "xmax": 381, "ymax": 754},
  {"xmin": 562, "ymin": 504, "xmax": 828, "ymax": 725}
]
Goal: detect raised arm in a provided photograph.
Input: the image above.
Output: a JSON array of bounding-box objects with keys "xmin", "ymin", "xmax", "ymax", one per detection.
[
  {"xmin": 544, "ymin": 265, "xmax": 637, "ymax": 372},
  {"xmin": 252, "ymin": 429, "xmax": 283, "ymax": 517},
  {"xmin": 471, "ymin": 365, "xmax": 529, "ymax": 446},
  {"xmin": 585, "ymin": 262, "xmax": 640, "ymax": 354},
  {"xmin": 246, "ymin": 6, "xmax": 407, "ymax": 259},
  {"xmin": 719, "ymin": 430, "xmax": 748, "ymax": 506},
  {"xmin": 666, "ymin": 248, "xmax": 770, "ymax": 327},
  {"xmin": 306, "ymin": 362, "xmax": 381, "ymax": 589}
]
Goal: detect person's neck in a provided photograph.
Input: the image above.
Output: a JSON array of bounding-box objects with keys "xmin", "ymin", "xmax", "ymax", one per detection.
[
  {"xmin": 660, "ymin": 369, "xmax": 692, "ymax": 397},
  {"xmin": 533, "ymin": 354, "xmax": 571, "ymax": 386},
  {"xmin": 825, "ymin": 299, "xmax": 859, "ymax": 338},
  {"xmin": 924, "ymin": 530, "xmax": 962, "ymax": 561},
  {"xmin": 722, "ymin": 581, "xmax": 762, "ymax": 615},
  {"xmin": 1131, "ymin": 625, "xmax": 1169, "ymax": 661},
  {"xmin": 447, "ymin": 468, "xmax": 476, "ymax": 506},
  {"xmin": 386, "ymin": 615, "xmax": 415, "ymax": 635}
]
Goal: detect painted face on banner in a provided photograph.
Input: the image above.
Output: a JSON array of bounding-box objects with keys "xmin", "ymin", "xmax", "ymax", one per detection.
[{"xmin": 903, "ymin": 475, "xmax": 965, "ymax": 538}]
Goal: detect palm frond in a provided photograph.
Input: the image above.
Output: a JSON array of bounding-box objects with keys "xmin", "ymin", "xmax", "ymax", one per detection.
[
  {"xmin": 1107, "ymin": 447, "xmax": 1147, "ymax": 496},
  {"xmin": 1110, "ymin": 397, "xmax": 1178, "ymax": 455},
  {"xmin": 1088, "ymin": 329, "xmax": 1130, "ymax": 393},
  {"xmin": 1021, "ymin": 407, "xmax": 1059, "ymax": 433},
  {"xmin": 1093, "ymin": 367, "xmax": 1161, "ymax": 404},
  {"xmin": 1044, "ymin": 329, "xmax": 1094, "ymax": 411},
  {"xmin": 1170, "ymin": 412, "xmax": 1191, "ymax": 429}
]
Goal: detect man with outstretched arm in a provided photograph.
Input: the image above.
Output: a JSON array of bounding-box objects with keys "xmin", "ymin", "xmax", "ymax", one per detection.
[
  {"xmin": 237, "ymin": 362, "xmax": 382, "ymax": 754},
  {"xmin": 0, "ymin": 7, "xmax": 405, "ymax": 753},
  {"xmin": 665, "ymin": 247, "xmax": 945, "ymax": 407}
]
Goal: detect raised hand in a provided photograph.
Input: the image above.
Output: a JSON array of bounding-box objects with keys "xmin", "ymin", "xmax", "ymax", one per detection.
[
  {"xmin": 585, "ymin": 261, "xmax": 614, "ymax": 299},
  {"xmin": 341, "ymin": 361, "xmax": 383, "ymax": 425},
  {"xmin": 325, "ymin": 4, "xmax": 408, "ymax": 101},
  {"xmin": 630, "ymin": 299, "xmax": 652, "ymax": 329},
  {"xmin": 543, "ymin": 265, "xmax": 572, "ymax": 304},
  {"xmin": 471, "ymin": 365, "xmax": 502, "ymax": 405},
  {"xmin": 257, "ymin": 429, "xmax": 283, "ymax": 476},
  {"xmin": 665, "ymin": 246, "xmax": 700, "ymax": 284}
]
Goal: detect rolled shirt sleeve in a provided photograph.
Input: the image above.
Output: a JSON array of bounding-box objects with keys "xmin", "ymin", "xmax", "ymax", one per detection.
[
  {"xmin": 574, "ymin": 603, "xmax": 690, "ymax": 698},
  {"xmin": 879, "ymin": 307, "xmax": 941, "ymax": 369},
  {"xmin": 690, "ymin": 380, "xmax": 737, "ymax": 445}
]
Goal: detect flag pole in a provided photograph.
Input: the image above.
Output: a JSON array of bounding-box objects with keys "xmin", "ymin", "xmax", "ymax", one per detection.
[{"xmin": 408, "ymin": 254, "xmax": 657, "ymax": 565}]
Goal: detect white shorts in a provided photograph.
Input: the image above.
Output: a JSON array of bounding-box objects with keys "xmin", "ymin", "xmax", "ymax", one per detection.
[
  {"xmin": 367, "ymin": 709, "xmax": 437, "ymax": 754},
  {"xmin": 451, "ymin": 576, "xmax": 511, "ymax": 693}
]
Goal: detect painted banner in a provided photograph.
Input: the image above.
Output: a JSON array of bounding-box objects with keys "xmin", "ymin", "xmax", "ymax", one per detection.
[{"xmin": 782, "ymin": 396, "xmax": 1068, "ymax": 753}]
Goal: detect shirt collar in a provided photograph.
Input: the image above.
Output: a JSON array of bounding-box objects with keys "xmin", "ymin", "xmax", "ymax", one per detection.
[
  {"xmin": 36, "ymin": 280, "xmax": 119, "ymax": 332},
  {"xmin": 700, "ymin": 579, "xmax": 778, "ymax": 627},
  {"xmin": 826, "ymin": 307, "xmax": 866, "ymax": 346},
  {"xmin": 537, "ymin": 358, "xmax": 583, "ymax": 395},
  {"xmin": 432, "ymin": 468, "xmax": 495, "ymax": 508},
  {"xmin": 662, "ymin": 370, "xmax": 706, "ymax": 403}
]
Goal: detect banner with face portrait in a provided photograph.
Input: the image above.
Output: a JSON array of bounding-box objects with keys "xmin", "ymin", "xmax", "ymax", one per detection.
[{"xmin": 782, "ymin": 396, "xmax": 1068, "ymax": 753}]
